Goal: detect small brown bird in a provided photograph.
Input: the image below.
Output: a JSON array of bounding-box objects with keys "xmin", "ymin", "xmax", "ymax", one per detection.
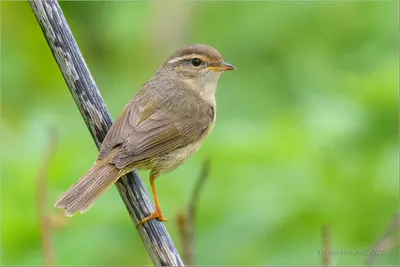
[{"xmin": 55, "ymin": 44, "xmax": 235, "ymax": 226}]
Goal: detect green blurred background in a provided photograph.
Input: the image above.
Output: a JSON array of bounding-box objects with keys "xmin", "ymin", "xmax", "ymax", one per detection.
[{"xmin": 1, "ymin": 0, "xmax": 398, "ymax": 265}]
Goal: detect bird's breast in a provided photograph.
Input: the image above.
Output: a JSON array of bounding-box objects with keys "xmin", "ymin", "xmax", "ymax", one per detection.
[{"xmin": 151, "ymin": 118, "xmax": 215, "ymax": 175}]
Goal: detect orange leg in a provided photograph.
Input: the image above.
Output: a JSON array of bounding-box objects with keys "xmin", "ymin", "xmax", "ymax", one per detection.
[{"xmin": 137, "ymin": 174, "xmax": 167, "ymax": 227}]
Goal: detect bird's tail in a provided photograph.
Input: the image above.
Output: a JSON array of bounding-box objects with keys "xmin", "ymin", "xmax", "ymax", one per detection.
[{"xmin": 55, "ymin": 160, "xmax": 122, "ymax": 216}]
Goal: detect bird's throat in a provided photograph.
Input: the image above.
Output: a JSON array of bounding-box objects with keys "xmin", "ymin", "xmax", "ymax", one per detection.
[
  {"xmin": 186, "ymin": 73, "xmax": 220, "ymax": 105},
  {"xmin": 198, "ymin": 82, "xmax": 217, "ymax": 106}
]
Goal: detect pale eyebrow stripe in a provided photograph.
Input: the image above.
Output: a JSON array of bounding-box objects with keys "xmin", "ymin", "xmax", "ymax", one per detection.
[{"xmin": 167, "ymin": 54, "xmax": 208, "ymax": 64}]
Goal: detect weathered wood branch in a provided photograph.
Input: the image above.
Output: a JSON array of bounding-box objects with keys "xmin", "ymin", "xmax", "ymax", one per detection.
[{"xmin": 29, "ymin": 1, "xmax": 184, "ymax": 265}]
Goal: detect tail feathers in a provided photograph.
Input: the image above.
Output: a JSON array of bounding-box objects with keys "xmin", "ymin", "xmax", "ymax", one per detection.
[{"xmin": 55, "ymin": 162, "xmax": 122, "ymax": 216}]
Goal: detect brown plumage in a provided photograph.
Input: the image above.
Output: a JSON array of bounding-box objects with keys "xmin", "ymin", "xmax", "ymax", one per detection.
[{"xmin": 55, "ymin": 44, "xmax": 235, "ymax": 225}]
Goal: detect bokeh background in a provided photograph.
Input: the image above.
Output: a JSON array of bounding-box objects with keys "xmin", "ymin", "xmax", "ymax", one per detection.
[{"xmin": 1, "ymin": 0, "xmax": 398, "ymax": 265}]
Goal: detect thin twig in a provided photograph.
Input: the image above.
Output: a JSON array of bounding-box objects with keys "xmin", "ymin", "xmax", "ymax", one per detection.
[
  {"xmin": 322, "ymin": 225, "xmax": 334, "ymax": 266},
  {"xmin": 188, "ymin": 159, "xmax": 210, "ymax": 226},
  {"xmin": 36, "ymin": 129, "xmax": 58, "ymax": 266},
  {"xmin": 29, "ymin": 1, "xmax": 183, "ymax": 265},
  {"xmin": 177, "ymin": 214, "xmax": 189, "ymax": 263},
  {"xmin": 177, "ymin": 159, "xmax": 210, "ymax": 265},
  {"xmin": 365, "ymin": 214, "xmax": 399, "ymax": 266}
]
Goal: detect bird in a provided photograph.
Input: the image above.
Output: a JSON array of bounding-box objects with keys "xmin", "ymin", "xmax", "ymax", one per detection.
[{"xmin": 55, "ymin": 44, "xmax": 235, "ymax": 226}]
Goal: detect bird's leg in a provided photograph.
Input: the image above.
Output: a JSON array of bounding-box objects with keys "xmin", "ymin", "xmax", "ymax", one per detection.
[{"xmin": 137, "ymin": 173, "xmax": 167, "ymax": 227}]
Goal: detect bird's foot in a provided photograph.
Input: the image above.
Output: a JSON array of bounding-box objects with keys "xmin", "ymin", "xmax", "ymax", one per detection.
[{"xmin": 137, "ymin": 209, "xmax": 167, "ymax": 227}]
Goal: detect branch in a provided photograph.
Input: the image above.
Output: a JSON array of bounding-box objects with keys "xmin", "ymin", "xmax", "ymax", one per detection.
[
  {"xmin": 321, "ymin": 225, "xmax": 334, "ymax": 266},
  {"xmin": 187, "ymin": 159, "xmax": 210, "ymax": 230},
  {"xmin": 37, "ymin": 129, "xmax": 58, "ymax": 266},
  {"xmin": 29, "ymin": 1, "xmax": 183, "ymax": 265},
  {"xmin": 365, "ymin": 214, "xmax": 399, "ymax": 266},
  {"xmin": 177, "ymin": 159, "xmax": 210, "ymax": 265}
]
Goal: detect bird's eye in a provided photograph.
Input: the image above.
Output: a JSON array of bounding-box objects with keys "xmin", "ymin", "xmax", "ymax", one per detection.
[{"xmin": 191, "ymin": 58, "xmax": 202, "ymax": 67}]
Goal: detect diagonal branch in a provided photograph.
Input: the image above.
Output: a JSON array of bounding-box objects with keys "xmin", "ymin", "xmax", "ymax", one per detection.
[
  {"xmin": 37, "ymin": 129, "xmax": 58, "ymax": 266},
  {"xmin": 29, "ymin": 1, "xmax": 184, "ymax": 265},
  {"xmin": 365, "ymin": 214, "xmax": 399, "ymax": 266},
  {"xmin": 177, "ymin": 159, "xmax": 210, "ymax": 265}
]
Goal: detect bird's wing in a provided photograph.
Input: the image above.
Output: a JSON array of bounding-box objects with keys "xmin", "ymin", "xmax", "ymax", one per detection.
[
  {"xmin": 98, "ymin": 83, "xmax": 160, "ymax": 159},
  {"xmin": 98, "ymin": 99, "xmax": 142, "ymax": 159},
  {"xmin": 98, "ymin": 85, "xmax": 214, "ymax": 169}
]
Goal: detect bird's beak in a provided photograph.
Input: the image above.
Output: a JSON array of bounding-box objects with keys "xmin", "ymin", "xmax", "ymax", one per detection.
[{"xmin": 206, "ymin": 61, "xmax": 236, "ymax": 72}]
